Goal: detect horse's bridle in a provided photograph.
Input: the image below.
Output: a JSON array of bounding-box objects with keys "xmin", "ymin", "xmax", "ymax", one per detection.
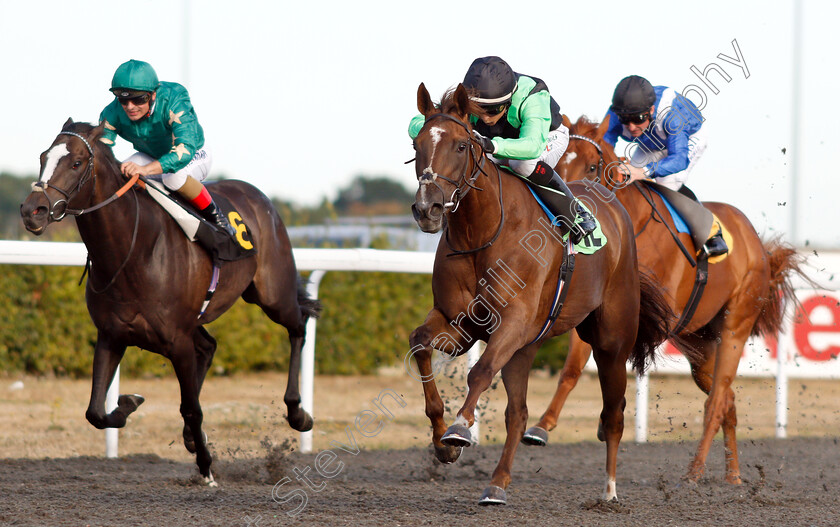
[
  {"xmin": 31, "ymin": 131, "xmax": 97, "ymax": 221},
  {"xmin": 417, "ymin": 113, "xmax": 492, "ymax": 212},
  {"xmin": 568, "ymin": 134, "xmax": 606, "ymax": 185},
  {"xmin": 32, "ymin": 130, "xmax": 142, "ymax": 293},
  {"xmin": 416, "ymin": 113, "xmax": 505, "ymax": 256}
]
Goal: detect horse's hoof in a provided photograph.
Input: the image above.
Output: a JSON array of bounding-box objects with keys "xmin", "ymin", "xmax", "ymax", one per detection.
[
  {"xmin": 478, "ymin": 485, "xmax": 507, "ymax": 505},
  {"xmin": 521, "ymin": 426, "xmax": 548, "ymax": 446},
  {"xmin": 288, "ymin": 410, "xmax": 314, "ymax": 432},
  {"xmin": 434, "ymin": 444, "xmax": 463, "ymax": 464},
  {"xmin": 184, "ymin": 428, "xmax": 208, "ymax": 454},
  {"xmin": 117, "ymin": 394, "xmax": 145, "ymax": 415},
  {"xmin": 204, "ymin": 470, "xmax": 218, "ymax": 488},
  {"xmin": 441, "ymin": 424, "xmax": 473, "ymax": 447}
]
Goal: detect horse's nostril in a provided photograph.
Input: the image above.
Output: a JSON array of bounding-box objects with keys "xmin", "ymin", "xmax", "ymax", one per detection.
[
  {"xmin": 33, "ymin": 206, "xmax": 47, "ymax": 217},
  {"xmin": 429, "ymin": 204, "xmax": 443, "ymax": 219}
]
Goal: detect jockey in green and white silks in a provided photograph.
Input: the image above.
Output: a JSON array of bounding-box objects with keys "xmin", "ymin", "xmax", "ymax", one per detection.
[
  {"xmin": 409, "ymin": 56, "xmax": 595, "ymax": 243},
  {"xmin": 99, "ymin": 59, "xmax": 235, "ymax": 237}
]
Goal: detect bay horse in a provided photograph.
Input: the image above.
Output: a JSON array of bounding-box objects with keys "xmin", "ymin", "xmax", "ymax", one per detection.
[
  {"xmin": 20, "ymin": 119, "xmax": 321, "ymax": 485},
  {"xmin": 525, "ymin": 115, "xmax": 804, "ymax": 484},
  {"xmin": 408, "ymin": 85, "xmax": 674, "ymax": 505}
]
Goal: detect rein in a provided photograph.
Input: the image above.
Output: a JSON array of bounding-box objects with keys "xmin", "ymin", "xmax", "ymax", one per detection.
[
  {"xmin": 35, "ymin": 130, "xmax": 143, "ymax": 293},
  {"xmin": 418, "ymin": 113, "xmax": 506, "ymax": 257}
]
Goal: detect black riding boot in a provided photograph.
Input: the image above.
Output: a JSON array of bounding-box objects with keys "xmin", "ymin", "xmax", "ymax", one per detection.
[
  {"xmin": 703, "ymin": 228, "xmax": 728, "ymax": 257},
  {"xmin": 199, "ymin": 199, "xmax": 237, "ymax": 238},
  {"xmin": 529, "ymin": 161, "xmax": 596, "ymax": 244}
]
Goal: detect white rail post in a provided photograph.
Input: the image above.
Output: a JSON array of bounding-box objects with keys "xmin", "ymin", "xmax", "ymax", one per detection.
[
  {"xmin": 105, "ymin": 365, "xmax": 120, "ymax": 458},
  {"xmin": 300, "ymin": 270, "xmax": 326, "ymax": 453},
  {"xmin": 775, "ymin": 312, "xmax": 791, "ymax": 439},
  {"xmin": 635, "ymin": 371, "xmax": 649, "ymax": 443}
]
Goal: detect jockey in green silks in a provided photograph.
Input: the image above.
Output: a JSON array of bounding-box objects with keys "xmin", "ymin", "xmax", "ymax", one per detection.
[
  {"xmin": 409, "ymin": 56, "xmax": 596, "ymax": 243},
  {"xmin": 99, "ymin": 59, "xmax": 236, "ymax": 237}
]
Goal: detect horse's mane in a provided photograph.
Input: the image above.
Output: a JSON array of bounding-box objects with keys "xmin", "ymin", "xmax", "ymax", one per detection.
[
  {"xmin": 571, "ymin": 115, "xmax": 602, "ymax": 137},
  {"xmin": 439, "ymin": 87, "xmax": 491, "ymax": 121}
]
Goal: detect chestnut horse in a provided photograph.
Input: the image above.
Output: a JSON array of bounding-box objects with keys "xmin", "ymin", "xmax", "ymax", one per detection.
[
  {"xmin": 525, "ymin": 115, "xmax": 803, "ymax": 484},
  {"xmin": 408, "ymin": 86, "xmax": 674, "ymax": 505},
  {"xmin": 20, "ymin": 120, "xmax": 321, "ymax": 485}
]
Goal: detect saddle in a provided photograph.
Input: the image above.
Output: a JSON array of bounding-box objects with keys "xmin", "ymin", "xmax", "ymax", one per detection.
[{"xmin": 141, "ymin": 178, "xmax": 256, "ymax": 264}]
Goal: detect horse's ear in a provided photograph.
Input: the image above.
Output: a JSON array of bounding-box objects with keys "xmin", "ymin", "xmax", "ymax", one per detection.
[
  {"xmin": 90, "ymin": 121, "xmax": 107, "ymax": 143},
  {"xmin": 561, "ymin": 114, "xmax": 572, "ymax": 129},
  {"xmin": 62, "ymin": 117, "xmax": 74, "ymax": 130},
  {"xmin": 417, "ymin": 83, "xmax": 435, "ymax": 117},
  {"xmin": 453, "ymin": 84, "xmax": 471, "ymax": 121},
  {"xmin": 595, "ymin": 115, "xmax": 611, "ymax": 141}
]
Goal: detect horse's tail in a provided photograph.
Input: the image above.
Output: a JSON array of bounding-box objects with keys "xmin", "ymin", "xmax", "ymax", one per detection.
[
  {"xmin": 751, "ymin": 237, "xmax": 808, "ymax": 337},
  {"xmin": 297, "ymin": 276, "xmax": 323, "ymax": 320},
  {"xmin": 630, "ymin": 271, "xmax": 676, "ymax": 375}
]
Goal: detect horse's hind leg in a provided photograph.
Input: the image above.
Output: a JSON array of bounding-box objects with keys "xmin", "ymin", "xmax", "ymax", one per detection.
[
  {"xmin": 171, "ymin": 337, "xmax": 215, "ymax": 486},
  {"xmin": 480, "ymin": 344, "xmax": 539, "ymax": 505},
  {"xmin": 183, "ymin": 327, "xmax": 217, "ymax": 454},
  {"xmin": 283, "ymin": 320, "xmax": 313, "ymax": 432},
  {"xmin": 685, "ymin": 332, "xmax": 745, "ymax": 484},
  {"xmin": 592, "ymin": 347, "xmax": 629, "ymax": 501},
  {"xmin": 525, "ymin": 330, "xmax": 592, "ymax": 445},
  {"xmin": 85, "ymin": 333, "xmax": 144, "ymax": 429}
]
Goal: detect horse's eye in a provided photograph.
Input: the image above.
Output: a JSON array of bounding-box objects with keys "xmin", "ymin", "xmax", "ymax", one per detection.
[
  {"xmin": 589, "ymin": 164, "xmax": 597, "ymax": 172},
  {"xmin": 73, "ymin": 161, "xmax": 82, "ymax": 169},
  {"xmin": 457, "ymin": 142, "xmax": 467, "ymax": 152}
]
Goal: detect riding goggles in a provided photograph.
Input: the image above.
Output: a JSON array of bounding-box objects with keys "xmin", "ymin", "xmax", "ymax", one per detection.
[
  {"xmin": 117, "ymin": 92, "xmax": 152, "ymax": 106},
  {"xmin": 480, "ymin": 102, "xmax": 509, "ymax": 116},
  {"xmin": 618, "ymin": 111, "xmax": 651, "ymax": 125}
]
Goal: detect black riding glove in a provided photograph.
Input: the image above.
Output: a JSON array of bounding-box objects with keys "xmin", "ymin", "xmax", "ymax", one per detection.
[{"xmin": 472, "ymin": 130, "xmax": 495, "ymax": 154}]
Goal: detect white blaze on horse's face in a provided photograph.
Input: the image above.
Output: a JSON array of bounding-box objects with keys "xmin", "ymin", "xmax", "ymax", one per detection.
[
  {"xmin": 422, "ymin": 125, "xmax": 446, "ymax": 178},
  {"xmin": 563, "ymin": 152, "xmax": 577, "ymax": 165},
  {"xmin": 40, "ymin": 143, "xmax": 70, "ymax": 182}
]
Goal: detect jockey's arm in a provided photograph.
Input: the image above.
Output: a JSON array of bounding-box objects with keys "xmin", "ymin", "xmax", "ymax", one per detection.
[
  {"xmin": 647, "ymin": 129, "xmax": 690, "ymax": 177},
  {"xmin": 490, "ymin": 91, "xmax": 551, "ymax": 160}
]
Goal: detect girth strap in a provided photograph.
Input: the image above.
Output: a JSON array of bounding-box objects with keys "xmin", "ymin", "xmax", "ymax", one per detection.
[{"xmin": 672, "ymin": 253, "xmax": 709, "ymax": 335}]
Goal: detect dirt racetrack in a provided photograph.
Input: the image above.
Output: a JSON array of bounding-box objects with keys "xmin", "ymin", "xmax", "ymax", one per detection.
[
  {"xmin": 0, "ymin": 437, "xmax": 839, "ymax": 526},
  {"xmin": 1, "ymin": 373, "xmax": 838, "ymax": 526}
]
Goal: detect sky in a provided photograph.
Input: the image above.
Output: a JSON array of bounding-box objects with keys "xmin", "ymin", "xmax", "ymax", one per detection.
[{"xmin": 1, "ymin": 0, "xmax": 837, "ymax": 248}]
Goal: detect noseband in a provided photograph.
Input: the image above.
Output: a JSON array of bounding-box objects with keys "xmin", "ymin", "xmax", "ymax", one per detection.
[{"xmin": 31, "ymin": 131, "xmax": 96, "ymax": 220}]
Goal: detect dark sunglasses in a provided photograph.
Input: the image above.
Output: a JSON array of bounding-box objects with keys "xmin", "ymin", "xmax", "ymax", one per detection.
[
  {"xmin": 618, "ymin": 112, "xmax": 651, "ymax": 125},
  {"xmin": 118, "ymin": 93, "xmax": 152, "ymax": 106},
  {"xmin": 480, "ymin": 103, "xmax": 509, "ymax": 116}
]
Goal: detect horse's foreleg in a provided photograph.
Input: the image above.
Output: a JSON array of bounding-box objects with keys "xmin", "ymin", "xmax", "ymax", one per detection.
[
  {"xmin": 525, "ymin": 329, "xmax": 592, "ymax": 446},
  {"xmin": 443, "ymin": 326, "xmax": 525, "ymax": 446},
  {"xmin": 593, "ymin": 347, "xmax": 628, "ymax": 502},
  {"xmin": 85, "ymin": 334, "xmax": 142, "ymax": 429},
  {"xmin": 171, "ymin": 342, "xmax": 215, "ymax": 486},
  {"xmin": 409, "ymin": 309, "xmax": 469, "ymax": 464},
  {"xmin": 284, "ymin": 323, "xmax": 314, "ymax": 432},
  {"xmin": 184, "ymin": 326, "xmax": 218, "ymax": 454},
  {"xmin": 480, "ymin": 344, "xmax": 539, "ymax": 505}
]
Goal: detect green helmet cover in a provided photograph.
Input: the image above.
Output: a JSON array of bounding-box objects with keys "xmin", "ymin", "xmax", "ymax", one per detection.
[{"xmin": 111, "ymin": 59, "xmax": 159, "ymax": 93}]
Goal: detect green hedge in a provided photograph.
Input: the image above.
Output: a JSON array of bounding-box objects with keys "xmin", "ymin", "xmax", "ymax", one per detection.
[{"xmin": 0, "ymin": 263, "xmax": 568, "ymax": 378}]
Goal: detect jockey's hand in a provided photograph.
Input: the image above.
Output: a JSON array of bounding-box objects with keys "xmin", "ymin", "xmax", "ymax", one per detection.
[
  {"xmin": 471, "ymin": 130, "xmax": 495, "ymax": 154},
  {"xmin": 618, "ymin": 163, "xmax": 650, "ymax": 184},
  {"xmin": 120, "ymin": 160, "xmax": 162, "ymax": 178}
]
